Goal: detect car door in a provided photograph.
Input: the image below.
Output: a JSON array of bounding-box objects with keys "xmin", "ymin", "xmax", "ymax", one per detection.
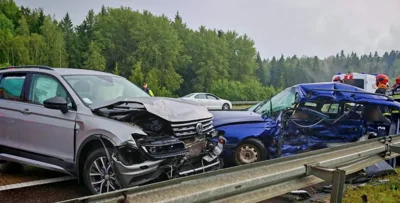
[
  {"xmin": 206, "ymin": 94, "xmax": 221, "ymax": 109},
  {"xmin": 194, "ymin": 93, "xmax": 210, "ymax": 108},
  {"xmin": 0, "ymin": 72, "xmax": 29, "ymax": 150},
  {"xmin": 19, "ymin": 73, "xmax": 77, "ymax": 163}
]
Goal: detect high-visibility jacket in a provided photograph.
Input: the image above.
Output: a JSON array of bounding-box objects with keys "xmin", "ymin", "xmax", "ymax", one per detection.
[{"xmin": 144, "ymin": 88, "xmax": 154, "ymax": 97}]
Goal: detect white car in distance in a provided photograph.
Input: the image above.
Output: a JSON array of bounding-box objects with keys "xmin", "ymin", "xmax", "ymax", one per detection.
[{"xmin": 182, "ymin": 93, "xmax": 232, "ymax": 110}]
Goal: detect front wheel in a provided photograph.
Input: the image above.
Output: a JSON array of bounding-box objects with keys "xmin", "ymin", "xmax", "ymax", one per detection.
[
  {"xmin": 82, "ymin": 148, "xmax": 120, "ymax": 194},
  {"xmin": 234, "ymin": 138, "xmax": 267, "ymax": 165},
  {"xmin": 222, "ymin": 103, "xmax": 230, "ymax": 110}
]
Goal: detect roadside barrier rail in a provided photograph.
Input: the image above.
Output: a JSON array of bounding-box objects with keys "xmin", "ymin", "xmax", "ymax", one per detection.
[
  {"xmin": 231, "ymin": 101, "xmax": 260, "ymax": 105},
  {"xmin": 60, "ymin": 135, "xmax": 400, "ymax": 203}
]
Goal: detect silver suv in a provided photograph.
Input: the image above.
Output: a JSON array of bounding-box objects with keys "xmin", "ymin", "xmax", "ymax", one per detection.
[{"xmin": 0, "ymin": 65, "xmax": 225, "ymax": 194}]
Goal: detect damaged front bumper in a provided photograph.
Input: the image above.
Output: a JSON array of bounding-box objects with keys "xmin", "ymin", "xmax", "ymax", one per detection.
[{"xmin": 111, "ymin": 135, "xmax": 226, "ymax": 188}]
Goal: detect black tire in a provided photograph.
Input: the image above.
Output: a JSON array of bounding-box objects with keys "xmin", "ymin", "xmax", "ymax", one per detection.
[
  {"xmin": 83, "ymin": 148, "xmax": 120, "ymax": 195},
  {"xmin": 222, "ymin": 103, "xmax": 230, "ymax": 110},
  {"xmin": 234, "ymin": 138, "xmax": 267, "ymax": 166}
]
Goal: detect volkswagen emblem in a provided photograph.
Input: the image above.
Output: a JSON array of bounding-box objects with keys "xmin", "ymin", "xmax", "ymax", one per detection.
[{"xmin": 196, "ymin": 122, "xmax": 204, "ymax": 135}]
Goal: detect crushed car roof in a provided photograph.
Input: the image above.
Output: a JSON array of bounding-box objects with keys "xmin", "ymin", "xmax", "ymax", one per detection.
[{"xmin": 294, "ymin": 82, "xmax": 400, "ymax": 108}]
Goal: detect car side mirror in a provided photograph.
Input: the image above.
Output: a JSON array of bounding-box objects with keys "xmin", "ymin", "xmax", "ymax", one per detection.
[{"xmin": 44, "ymin": 96, "xmax": 68, "ymax": 114}]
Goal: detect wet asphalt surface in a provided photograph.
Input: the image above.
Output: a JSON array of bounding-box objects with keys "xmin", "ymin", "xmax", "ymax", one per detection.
[{"xmin": 0, "ymin": 179, "xmax": 89, "ymax": 203}]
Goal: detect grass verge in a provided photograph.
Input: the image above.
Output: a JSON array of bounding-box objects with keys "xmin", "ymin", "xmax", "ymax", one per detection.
[
  {"xmin": 343, "ymin": 168, "xmax": 400, "ymax": 203},
  {"xmin": 232, "ymin": 104, "xmax": 253, "ymax": 110}
]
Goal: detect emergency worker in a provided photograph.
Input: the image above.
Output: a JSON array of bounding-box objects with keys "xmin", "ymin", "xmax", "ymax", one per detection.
[
  {"xmin": 333, "ymin": 76, "xmax": 343, "ymax": 83},
  {"xmin": 391, "ymin": 76, "xmax": 400, "ymax": 101},
  {"xmin": 375, "ymin": 74, "xmax": 389, "ymax": 95},
  {"xmin": 375, "ymin": 74, "xmax": 392, "ymax": 118},
  {"xmin": 143, "ymin": 82, "xmax": 154, "ymax": 97}
]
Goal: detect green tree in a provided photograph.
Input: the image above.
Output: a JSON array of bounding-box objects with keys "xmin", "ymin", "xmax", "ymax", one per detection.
[
  {"xmin": 113, "ymin": 62, "xmax": 120, "ymax": 75},
  {"xmin": 40, "ymin": 16, "xmax": 67, "ymax": 67},
  {"xmin": 84, "ymin": 41, "xmax": 105, "ymax": 71},
  {"xmin": 16, "ymin": 15, "xmax": 29, "ymax": 36},
  {"xmin": 129, "ymin": 61, "xmax": 144, "ymax": 86}
]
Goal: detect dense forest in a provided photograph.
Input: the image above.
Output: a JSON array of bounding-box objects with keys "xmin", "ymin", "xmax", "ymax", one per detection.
[{"xmin": 1, "ymin": 0, "xmax": 400, "ymax": 101}]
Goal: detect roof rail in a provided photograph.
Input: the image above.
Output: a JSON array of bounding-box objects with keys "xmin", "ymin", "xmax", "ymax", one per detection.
[{"xmin": 0, "ymin": 65, "xmax": 54, "ymax": 71}]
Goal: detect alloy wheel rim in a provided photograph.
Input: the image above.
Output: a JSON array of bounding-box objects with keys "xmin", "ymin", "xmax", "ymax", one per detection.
[{"xmin": 89, "ymin": 157, "xmax": 119, "ymax": 194}]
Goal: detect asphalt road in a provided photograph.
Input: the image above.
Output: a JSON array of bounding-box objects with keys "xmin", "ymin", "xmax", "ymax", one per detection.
[{"xmin": 0, "ymin": 180, "xmax": 89, "ymax": 203}]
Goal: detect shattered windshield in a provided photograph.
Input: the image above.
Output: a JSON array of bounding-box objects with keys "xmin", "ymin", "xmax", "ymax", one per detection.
[
  {"xmin": 254, "ymin": 87, "xmax": 296, "ymax": 115},
  {"xmin": 63, "ymin": 75, "xmax": 149, "ymax": 105}
]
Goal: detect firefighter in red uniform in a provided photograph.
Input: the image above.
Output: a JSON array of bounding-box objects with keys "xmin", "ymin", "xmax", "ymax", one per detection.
[
  {"xmin": 333, "ymin": 76, "xmax": 343, "ymax": 83},
  {"xmin": 375, "ymin": 74, "xmax": 389, "ymax": 95},
  {"xmin": 374, "ymin": 74, "xmax": 392, "ymax": 119}
]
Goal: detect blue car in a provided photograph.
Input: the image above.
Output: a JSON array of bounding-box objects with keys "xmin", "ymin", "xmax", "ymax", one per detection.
[{"xmin": 211, "ymin": 82, "xmax": 400, "ymax": 166}]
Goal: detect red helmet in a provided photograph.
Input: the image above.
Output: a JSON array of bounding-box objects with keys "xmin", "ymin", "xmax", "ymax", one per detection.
[
  {"xmin": 396, "ymin": 76, "xmax": 400, "ymax": 85},
  {"xmin": 376, "ymin": 74, "xmax": 389, "ymax": 85},
  {"xmin": 333, "ymin": 76, "xmax": 342, "ymax": 82}
]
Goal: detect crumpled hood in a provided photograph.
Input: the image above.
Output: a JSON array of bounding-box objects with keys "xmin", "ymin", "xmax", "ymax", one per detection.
[
  {"xmin": 210, "ymin": 110, "xmax": 264, "ymax": 127},
  {"xmin": 91, "ymin": 97, "xmax": 212, "ymax": 122}
]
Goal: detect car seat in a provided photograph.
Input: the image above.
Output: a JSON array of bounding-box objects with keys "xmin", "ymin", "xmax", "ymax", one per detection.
[{"xmin": 73, "ymin": 80, "xmax": 92, "ymax": 100}]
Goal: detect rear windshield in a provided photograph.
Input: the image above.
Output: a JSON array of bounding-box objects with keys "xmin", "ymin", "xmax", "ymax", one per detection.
[{"xmin": 343, "ymin": 79, "xmax": 364, "ymax": 89}]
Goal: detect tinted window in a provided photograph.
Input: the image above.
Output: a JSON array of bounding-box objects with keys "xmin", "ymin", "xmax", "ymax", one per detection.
[
  {"xmin": 0, "ymin": 74, "xmax": 26, "ymax": 101},
  {"xmin": 344, "ymin": 79, "xmax": 364, "ymax": 89},
  {"xmin": 206, "ymin": 94, "xmax": 218, "ymax": 100},
  {"xmin": 29, "ymin": 74, "xmax": 73, "ymax": 108},
  {"xmin": 195, "ymin": 94, "xmax": 207, "ymax": 99}
]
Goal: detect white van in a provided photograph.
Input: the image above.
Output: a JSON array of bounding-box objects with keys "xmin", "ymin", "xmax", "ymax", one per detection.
[{"xmin": 332, "ymin": 72, "xmax": 378, "ymax": 93}]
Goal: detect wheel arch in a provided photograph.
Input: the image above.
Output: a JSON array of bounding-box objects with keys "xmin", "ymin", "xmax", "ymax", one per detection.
[{"xmin": 75, "ymin": 135, "xmax": 116, "ymax": 181}]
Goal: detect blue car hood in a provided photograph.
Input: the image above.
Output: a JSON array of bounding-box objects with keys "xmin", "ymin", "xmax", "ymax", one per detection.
[{"xmin": 210, "ymin": 111, "xmax": 264, "ymax": 127}]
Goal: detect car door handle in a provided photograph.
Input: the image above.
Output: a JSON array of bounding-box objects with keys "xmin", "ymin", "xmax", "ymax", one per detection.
[{"xmin": 21, "ymin": 108, "xmax": 31, "ymax": 115}]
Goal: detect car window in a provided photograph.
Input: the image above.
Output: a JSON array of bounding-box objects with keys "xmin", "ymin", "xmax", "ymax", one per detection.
[
  {"xmin": 64, "ymin": 75, "xmax": 149, "ymax": 106},
  {"xmin": 255, "ymin": 87, "xmax": 296, "ymax": 114},
  {"xmin": 183, "ymin": 93, "xmax": 195, "ymax": 98},
  {"xmin": 206, "ymin": 94, "xmax": 218, "ymax": 100},
  {"xmin": 195, "ymin": 94, "xmax": 207, "ymax": 99},
  {"xmin": 344, "ymin": 79, "xmax": 365, "ymax": 89},
  {"xmin": 28, "ymin": 74, "xmax": 73, "ymax": 109},
  {"xmin": 321, "ymin": 103, "xmax": 340, "ymax": 113},
  {"xmin": 0, "ymin": 73, "xmax": 26, "ymax": 101}
]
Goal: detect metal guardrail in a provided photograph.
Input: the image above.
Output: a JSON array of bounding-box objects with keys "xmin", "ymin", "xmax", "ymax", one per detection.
[
  {"xmin": 60, "ymin": 135, "xmax": 400, "ymax": 203},
  {"xmin": 231, "ymin": 101, "xmax": 261, "ymax": 105}
]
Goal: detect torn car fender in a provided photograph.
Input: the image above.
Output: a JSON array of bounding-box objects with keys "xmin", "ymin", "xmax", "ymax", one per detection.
[{"xmin": 75, "ymin": 113, "xmax": 147, "ymax": 149}]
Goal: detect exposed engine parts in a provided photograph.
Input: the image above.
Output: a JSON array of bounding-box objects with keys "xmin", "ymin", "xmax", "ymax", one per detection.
[{"xmin": 93, "ymin": 103, "xmax": 225, "ymax": 189}]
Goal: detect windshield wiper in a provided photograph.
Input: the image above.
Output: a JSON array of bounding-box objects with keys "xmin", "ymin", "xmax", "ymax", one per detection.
[{"xmin": 253, "ymin": 100, "xmax": 268, "ymax": 113}]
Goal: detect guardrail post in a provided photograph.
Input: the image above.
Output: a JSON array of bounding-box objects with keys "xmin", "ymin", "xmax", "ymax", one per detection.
[
  {"xmin": 306, "ymin": 165, "xmax": 346, "ymax": 203},
  {"xmin": 330, "ymin": 169, "xmax": 346, "ymax": 203}
]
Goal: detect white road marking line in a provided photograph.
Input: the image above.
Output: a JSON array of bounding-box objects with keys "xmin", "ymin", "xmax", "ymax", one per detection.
[{"xmin": 0, "ymin": 176, "xmax": 77, "ymax": 191}]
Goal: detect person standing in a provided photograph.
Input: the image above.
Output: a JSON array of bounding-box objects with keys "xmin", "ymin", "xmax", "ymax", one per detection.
[
  {"xmin": 142, "ymin": 82, "xmax": 154, "ymax": 97},
  {"xmin": 375, "ymin": 74, "xmax": 389, "ymax": 95},
  {"xmin": 391, "ymin": 76, "xmax": 400, "ymax": 101},
  {"xmin": 333, "ymin": 76, "xmax": 343, "ymax": 83}
]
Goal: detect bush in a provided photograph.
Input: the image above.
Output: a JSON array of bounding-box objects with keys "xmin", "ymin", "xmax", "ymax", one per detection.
[{"xmin": 209, "ymin": 79, "xmax": 276, "ymax": 101}]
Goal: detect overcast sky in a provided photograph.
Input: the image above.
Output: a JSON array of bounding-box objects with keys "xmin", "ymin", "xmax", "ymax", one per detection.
[{"xmin": 14, "ymin": 0, "xmax": 400, "ymax": 59}]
